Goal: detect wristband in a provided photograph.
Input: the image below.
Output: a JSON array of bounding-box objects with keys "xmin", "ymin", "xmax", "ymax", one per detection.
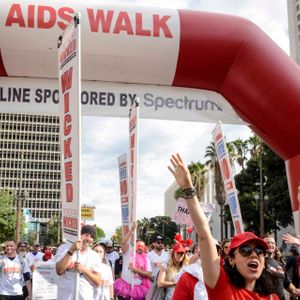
[
  {"xmin": 67, "ymin": 251, "xmax": 73, "ymax": 256},
  {"xmin": 182, "ymin": 187, "xmax": 196, "ymax": 199}
]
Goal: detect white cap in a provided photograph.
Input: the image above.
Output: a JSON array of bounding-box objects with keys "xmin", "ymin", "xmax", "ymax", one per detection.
[{"xmin": 106, "ymin": 240, "xmax": 113, "ymax": 247}]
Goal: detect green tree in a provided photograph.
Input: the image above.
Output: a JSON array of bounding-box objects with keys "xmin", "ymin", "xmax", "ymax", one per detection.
[
  {"xmin": 95, "ymin": 226, "xmax": 105, "ymax": 242},
  {"xmin": 230, "ymin": 138, "xmax": 248, "ymax": 171},
  {"xmin": 0, "ymin": 190, "xmax": 17, "ymax": 242}
]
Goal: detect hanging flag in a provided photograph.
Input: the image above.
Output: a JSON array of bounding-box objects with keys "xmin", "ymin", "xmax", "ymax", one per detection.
[
  {"xmin": 212, "ymin": 121, "xmax": 244, "ymax": 234},
  {"xmin": 58, "ymin": 14, "xmax": 82, "ymax": 243}
]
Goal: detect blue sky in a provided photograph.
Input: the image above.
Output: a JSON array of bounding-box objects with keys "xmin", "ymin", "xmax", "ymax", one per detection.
[{"xmin": 81, "ymin": 0, "xmax": 289, "ymax": 238}]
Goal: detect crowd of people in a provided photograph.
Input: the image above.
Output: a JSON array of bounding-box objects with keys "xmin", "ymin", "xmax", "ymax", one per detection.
[{"xmin": 0, "ymin": 154, "xmax": 300, "ymax": 300}]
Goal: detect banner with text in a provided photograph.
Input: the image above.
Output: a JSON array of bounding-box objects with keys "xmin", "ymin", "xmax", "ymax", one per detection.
[
  {"xmin": 58, "ymin": 15, "xmax": 82, "ymax": 242},
  {"xmin": 0, "ymin": 77, "xmax": 243, "ymax": 124},
  {"xmin": 212, "ymin": 122, "xmax": 244, "ymax": 234},
  {"xmin": 118, "ymin": 154, "xmax": 129, "ymax": 236},
  {"xmin": 172, "ymin": 198, "xmax": 216, "ymax": 226},
  {"xmin": 128, "ymin": 99, "xmax": 139, "ymax": 281}
]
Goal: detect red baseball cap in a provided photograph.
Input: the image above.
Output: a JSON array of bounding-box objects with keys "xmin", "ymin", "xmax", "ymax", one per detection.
[
  {"xmin": 172, "ymin": 243, "xmax": 187, "ymax": 253},
  {"xmin": 228, "ymin": 232, "xmax": 269, "ymax": 254}
]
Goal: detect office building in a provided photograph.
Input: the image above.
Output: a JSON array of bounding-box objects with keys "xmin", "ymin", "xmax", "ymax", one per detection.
[{"xmin": 0, "ymin": 113, "xmax": 61, "ymax": 223}]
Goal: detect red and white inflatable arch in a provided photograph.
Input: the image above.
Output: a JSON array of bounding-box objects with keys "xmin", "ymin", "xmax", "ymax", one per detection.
[{"xmin": 1, "ymin": 2, "xmax": 300, "ymax": 230}]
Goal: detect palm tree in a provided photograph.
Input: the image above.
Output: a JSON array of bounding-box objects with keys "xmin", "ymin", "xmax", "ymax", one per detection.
[
  {"xmin": 247, "ymin": 134, "xmax": 263, "ymax": 161},
  {"xmin": 230, "ymin": 138, "xmax": 248, "ymax": 171},
  {"xmin": 188, "ymin": 161, "xmax": 207, "ymax": 201},
  {"xmin": 204, "ymin": 142, "xmax": 225, "ymax": 206}
]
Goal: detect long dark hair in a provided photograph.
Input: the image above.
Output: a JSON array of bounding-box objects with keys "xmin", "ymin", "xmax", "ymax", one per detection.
[{"xmin": 223, "ymin": 252, "xmax": 278, "ymax": 295}]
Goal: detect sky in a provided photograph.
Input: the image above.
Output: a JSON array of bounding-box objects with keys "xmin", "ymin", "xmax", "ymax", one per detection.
[{"xmin": 80, "ymin": 0, "xmax": 290, "ymax": 238}]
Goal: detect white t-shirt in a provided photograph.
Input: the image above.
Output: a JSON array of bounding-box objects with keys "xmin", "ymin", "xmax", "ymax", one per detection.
[
  {"xmin": 121, "ymin": 251, "xmax": 152, "ymax": 285},
  {"xmin": 25, "ymin": 251, "xmax": 44, "ymax": 269},
  {"xmin": 55, "ymin": 243, "xmax": 101, "ymax": 300},
  {"xmin": 93, "ymin": 263, "xmax": 114, "ymax": 300},
  {"xmin": 105, "ymin": 251, "xmax": 119, "ymax": 269},
  {"xmin": 147, "ymin": 250, "xmax": 170, "ymax": 278},
  {"xmin": 0, "ymin": 255, "xmax": 30, "ymax": 296}
]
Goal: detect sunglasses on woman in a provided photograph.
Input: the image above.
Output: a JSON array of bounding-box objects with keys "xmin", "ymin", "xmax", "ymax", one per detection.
[{"xmin": 236, "ymin": 245, "xmax": 266, "ymax": 257}]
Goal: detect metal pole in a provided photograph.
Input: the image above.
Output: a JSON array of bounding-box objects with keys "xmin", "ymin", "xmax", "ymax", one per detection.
[
  {"xmin": 259, "ymin": 154, "xmax": 264, "ymax": 236},
  {"xmin": 16, "ymin": 151, "xmax": 24, "ymax": 243}
]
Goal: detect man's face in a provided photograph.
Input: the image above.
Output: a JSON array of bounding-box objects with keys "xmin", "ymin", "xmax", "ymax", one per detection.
[
  {"xmin": 81, "ymin": 233, "xmax": 94, "ymax": 248},
  {"xmin": 5, "ymin": 241, "xmax": 17, "ymax": 256},
  {"xmin": 154, "ymin": 240, "xmax": 164, "ymax": 251},
  {"xmin": 33, "ymin": 245, "xmax": 40, "ymax": 253},
  {"xmin": 136, "ymin": 241, "xmax": 145, "ymax": 254},
  {"xmin": 106, "ymin": 246, "xmax": 113, "ymax": 254}
]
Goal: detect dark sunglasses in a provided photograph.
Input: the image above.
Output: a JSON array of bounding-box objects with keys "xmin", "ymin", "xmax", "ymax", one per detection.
[
  {"xmin": 156, "ymin": 241, "xmax": 163, "ymax": 244},
  {"xmin": 176, "ymin": 252, "xmax": 185, "ymax": 256},
  {"xmin": 237, "ymin": 245, "xmax": 265, "ymax": 257}
]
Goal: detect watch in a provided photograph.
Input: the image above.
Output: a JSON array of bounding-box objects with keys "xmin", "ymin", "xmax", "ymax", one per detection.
[{"xmin": 182, "ymin": 187, "xmax": 196, "ymax": 199}]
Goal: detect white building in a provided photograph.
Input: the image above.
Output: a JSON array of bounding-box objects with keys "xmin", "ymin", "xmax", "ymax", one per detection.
[{"xmin": 287, "ymin": 0, "xmax": 300, "ymax": 64}]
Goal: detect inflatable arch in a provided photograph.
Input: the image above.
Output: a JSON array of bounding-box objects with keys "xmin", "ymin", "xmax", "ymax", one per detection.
[{"xmin": 1, "ymin": 2, "xmax": 300, "ymax": 230}]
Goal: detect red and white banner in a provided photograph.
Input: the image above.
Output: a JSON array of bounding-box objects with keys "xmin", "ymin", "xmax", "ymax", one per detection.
[
  {"xmin": 173, "ymin": 198, "xmax": 216, "ymax": 226},
  {"xmin": 118, "ymin": 154, "xmax": 129, "ymax": 236},
  {"xmin": 128, "ymin": 99, "xmax": 139, "ymax": 283},
  {"xmin": 212, "ymin": 122, "xmax": 244, "ymax": 234},
  {"xmin": 58, "ymin": 15, "xmax": 81, "ymax": 243}
]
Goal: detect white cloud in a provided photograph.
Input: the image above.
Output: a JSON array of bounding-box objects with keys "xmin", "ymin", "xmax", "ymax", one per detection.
[{"xmin": 80, "ymin": 1, "xmax": 288, "ymax": 238}]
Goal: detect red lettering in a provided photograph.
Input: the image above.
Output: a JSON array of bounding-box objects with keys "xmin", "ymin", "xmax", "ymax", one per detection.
[
  {"xmin": 5, "ymin": 4, "xmax": 26, "ymax": 27},
  {"xmin": 221, "ymin": 159, "xmax": 230, "ymax": 180},
  {"xmin": 120, "ymin": 180, "xmax": 127, "ymax": 195},
  {"xmin": 64, "ymin": 138, "xmax": 72, "ymax": 159},
  {"xmin": 153, "ymin": 14, "xmax": 172, "ymax": 38},
  {"xmin": 37, "ymin": 6, "xmax": 56, "ymax": 29},
  {"xmin": 64, "ymin": 92, "xmax": 70, "ymax": 113},
  {"xmin": 65, "ymin": 161, "xmax": 73, "ymax": 181},
  {"xmin": 113, "ymin": 12, "xmax": 133, "ymax": 35},
  {"xmin": 64, "ymin": 114, "xmax": 72, "ymax": 136},
  {"xmin": 27, "ymin": 5, "xmax": 35, "ymax": 28},
  {"xmin": 61, "ymin": 68, "xmax": 73, "ymax": 93},
  {"xmin": 135, "ymin": 13, "xmax": 151, "ymax": 36},
  {"xmin": 58, "ymin": 7, "xmax": 75, "ymax": 30},
  {"xmin": 87, "ymin": 8, "xmax": 113, "ymax": 33},
  {"xmin": 66, "ymin": 183, "xmax": 73, "ymax": 202}
]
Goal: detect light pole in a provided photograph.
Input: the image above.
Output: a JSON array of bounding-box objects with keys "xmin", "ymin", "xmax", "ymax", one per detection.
[{"xmin": 16, "ymin": 151, "xmax": 24, "ymax": 243}]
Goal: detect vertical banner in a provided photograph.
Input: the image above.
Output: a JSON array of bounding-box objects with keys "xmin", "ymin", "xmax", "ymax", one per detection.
[
  {"xmin": 58, "ymin": 14, "xmax": 82, "ymax": 243},
  {"xmin": 118, "ymin": 154, "xmax": 129, "ymax": 236},
  {"xmin": 212, "ymin": 122, "xmax": 244, "ymax": 234},
  {"xmin": 128, "ymin": 99, "xmax": 139, "ymax": 289}
]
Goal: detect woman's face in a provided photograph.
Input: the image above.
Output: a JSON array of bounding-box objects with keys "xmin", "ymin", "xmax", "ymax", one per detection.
[
  {"xmin": 230, "ymin": 242, "xmax": 265, "ymax": 289},
  {"xmin": 263, "ymin": 236, "xmax": 275, "ymax": 254},
  {"xmin": 94, "ymin": 245, "xmax": 105, "ymax": 260},
  {"xmin": 223, "ymin": 242, "xmax": 230, "ymax": 255},
  {"xmin": 174, "ymin": 251, "xmax": 185, "ymax": 263}
]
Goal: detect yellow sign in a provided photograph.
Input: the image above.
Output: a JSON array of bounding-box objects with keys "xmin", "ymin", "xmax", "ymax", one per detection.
[{"xmin": 81, "ymin": 207, "xmax": 94, "ymax": 220}]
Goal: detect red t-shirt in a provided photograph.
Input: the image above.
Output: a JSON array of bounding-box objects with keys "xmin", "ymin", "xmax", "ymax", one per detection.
[
  {"xmin": 206, "ymin": 267, "xmax": 279, "ymax": 300},
  {"xmin": 172, "ymin": 272, "xmax": 198, "ymax": 300}
]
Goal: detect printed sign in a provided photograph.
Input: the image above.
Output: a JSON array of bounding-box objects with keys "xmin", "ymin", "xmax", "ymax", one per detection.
[
  {"xmin": 212, "ymin": 122, "xmax": 244, "ymax": 234},
  {"xmin": 172, "ymin": 198, "xmax": 216, "ymax": 226},
  {"xmin": 58, "ymin": 14, "xmax": 81, "ymax": 242},
  {"xmin": 81, "ymin": 207, "xmax": 94, "ymax": 221},
  {"xmin": 32, "ymin": 262, "xmax": 58, "ymax": 300}
]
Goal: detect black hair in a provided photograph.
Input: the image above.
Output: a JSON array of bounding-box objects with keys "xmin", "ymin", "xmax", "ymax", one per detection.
[{"xmin": 223, "ymin": 251, "xmax": 278, "ymax": 295}]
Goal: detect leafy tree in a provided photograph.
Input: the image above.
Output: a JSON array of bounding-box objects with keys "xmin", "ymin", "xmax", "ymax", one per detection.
[
  {"xmin": 230, "ymin": 138, "xmax": 248, "ymax": 170},
  {"xmin": 112, "ymin": 226, "xmax": 122, "ymax": 244},
  {"xmin": 0, "ymin": 190, "xmax": 17, "ymax": 242},
  {"xmin": 137, "ymin": 216, "xmax": 178, "ymax": 245},
  {"xmin": 95, "ymin": 226, "xmax": 105, "ymax": 242}
]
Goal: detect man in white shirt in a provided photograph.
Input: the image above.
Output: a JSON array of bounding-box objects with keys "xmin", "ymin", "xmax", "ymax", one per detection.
[
  {"xmin": 147, "ymin": 236, "xmax": 170, "ymax": 279},
  {"xmin": 55, "ymin": 225, "xmax": 102, "ymax": 300},
  {"xmin": 105, "ymin": 240, "xmax": 119, "ymax": 276},
  {"xmin": 0, "ymin": 239, "xmax": 32, "ymax": 299},
  {"xmin": 25, "ymin": 242, "xmax": 44, "ymax": 271}
]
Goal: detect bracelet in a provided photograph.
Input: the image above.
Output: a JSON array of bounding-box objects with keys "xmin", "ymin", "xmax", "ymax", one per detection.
[
  {"xmin": 67, "ymin": 250, "xmax": 73, "ymax": 256},
  {"xmin": 182, "ymin": 187, "xmax": 196, "ymax": 199}
]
